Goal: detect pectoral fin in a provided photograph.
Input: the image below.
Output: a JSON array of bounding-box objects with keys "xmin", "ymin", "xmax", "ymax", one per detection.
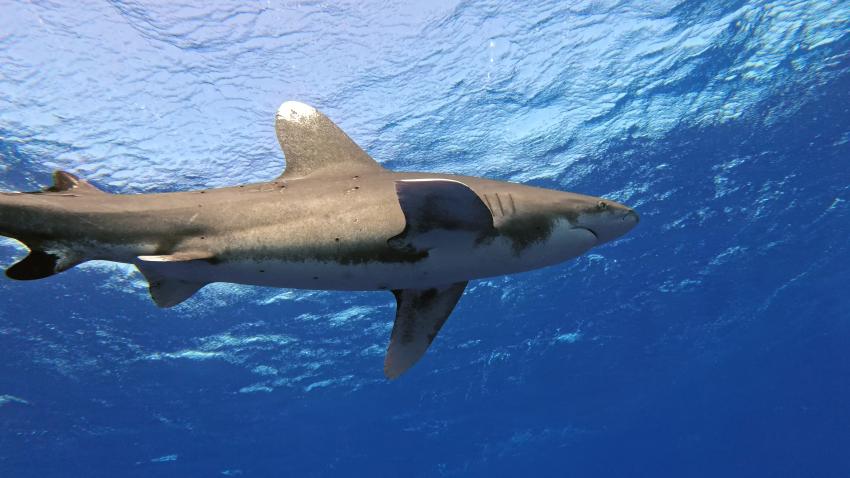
[
  {"xmin": 384, "ymin": 281, "xmax": 468, "ymax": 379},
  {"xmin": 389, "ymin": 179, "xmax": 495, "ymax": 251}
]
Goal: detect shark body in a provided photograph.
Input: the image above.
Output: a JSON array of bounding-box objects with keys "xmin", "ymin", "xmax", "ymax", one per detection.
[{"xmin": 0, "ymin": 101, "xmax": 638, "ymax": 378}]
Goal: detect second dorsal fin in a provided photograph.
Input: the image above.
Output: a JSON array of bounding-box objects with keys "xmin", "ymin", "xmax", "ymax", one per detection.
[
  {"xmin": 45, "ymin": 171, "xmax": 106, "ymax": 194},
  {"xmin": 275, "ymin": 101, "xmax": 386, "ymax": 179}
]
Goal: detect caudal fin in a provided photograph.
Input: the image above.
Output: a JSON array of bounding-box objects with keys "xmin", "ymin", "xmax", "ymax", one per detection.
[
  {"xmin": 4, "ymin": 241, "xmax": 86, "ymax": 281},
  {"xmin": 6, "ymin": 250, "xmax": 66, "ymax": 280},
  {"xmin": 2, "ymin": 170, "xmax": 104, "ymax": 280}
]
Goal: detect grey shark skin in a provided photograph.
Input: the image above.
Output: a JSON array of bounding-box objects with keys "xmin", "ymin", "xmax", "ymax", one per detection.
[{"xmin": 0, "ymin": 101, "xmax": 639, "ymax": 378}]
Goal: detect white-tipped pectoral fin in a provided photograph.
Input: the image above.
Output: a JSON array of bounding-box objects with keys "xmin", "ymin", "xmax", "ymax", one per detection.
[
  {"xmin": 384, "ymin": 281, "xmax": 468, "ymax": 379},
  {"xmin": 390, "ymin": 179, "xmax": 495, "ymax": 251}
]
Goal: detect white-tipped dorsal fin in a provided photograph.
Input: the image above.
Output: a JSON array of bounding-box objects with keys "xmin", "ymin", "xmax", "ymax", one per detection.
[
  {"xmin": 46, "ymin": 171, "xmax": 107, "ymax": 194},
  {"xmin": 384, "ymin": 282, "xmax": 468, "ymax": 379},
  {"xmin": 275, "ymin": 101, "xmax": 386, "ymax": 179}
]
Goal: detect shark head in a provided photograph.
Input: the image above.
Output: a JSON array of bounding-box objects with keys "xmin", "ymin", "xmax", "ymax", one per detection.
[
  {"xmin": 563, "ymin": 193, "xmax": 639, "ymax": 245},
  {"xmin": 489, "ymin": 184, "xmax": 639, "ymax": 264}
]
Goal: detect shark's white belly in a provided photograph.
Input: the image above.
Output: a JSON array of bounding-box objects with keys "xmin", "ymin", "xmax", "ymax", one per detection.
[{"xmin": 137, "ymin": 219, "xmax": 596, "ymax": 291}]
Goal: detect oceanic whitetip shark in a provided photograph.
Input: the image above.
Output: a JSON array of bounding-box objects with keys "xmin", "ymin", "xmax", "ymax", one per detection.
[{"xmin": 0, "ymin": 101, "xmax": 639, "ymax": 378}]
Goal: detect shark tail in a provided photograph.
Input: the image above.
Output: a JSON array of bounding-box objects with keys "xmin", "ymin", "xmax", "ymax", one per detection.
[
  {"xmin": 5, "ymin": 249, "xmax": 75, "ymax": 280},
  {"xmin": 2, "ymin": 171, "xmax": 106, "ymax": 280}
]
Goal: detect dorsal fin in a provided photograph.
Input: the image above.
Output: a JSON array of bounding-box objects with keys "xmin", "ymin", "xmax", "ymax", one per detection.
[
  {"xmin": 275, "ymin": 101, "xmax": 386, "ymax": 179},
  {"xmin": 45, "ymin": 171, "xmax": 106, "ymax": 194}
]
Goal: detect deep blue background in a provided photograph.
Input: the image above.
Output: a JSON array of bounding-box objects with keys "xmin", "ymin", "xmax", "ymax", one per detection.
[{"xmin": 1, "ymin": 1, "xmax": 849, "ymax": 476}]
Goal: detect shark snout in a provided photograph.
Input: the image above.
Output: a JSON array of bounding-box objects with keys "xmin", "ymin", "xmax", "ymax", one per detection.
[
  {"xmin": 574, "ymin": 199, "xmax": 639, "ymax": 245},
  {"xmin": 623, "ymin": 208, "xmax": 640, "ymax": 225}
]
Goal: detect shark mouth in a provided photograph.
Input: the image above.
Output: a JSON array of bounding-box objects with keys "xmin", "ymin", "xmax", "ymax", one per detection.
[{"xmin": 574, "ymin": 227, "xmax": 599, "ymax": 241}]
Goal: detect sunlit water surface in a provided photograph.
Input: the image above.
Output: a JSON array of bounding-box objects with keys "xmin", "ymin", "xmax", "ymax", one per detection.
[{"xmin": 1, "ymin": 1, "xmax": 849, "ymax": 476}]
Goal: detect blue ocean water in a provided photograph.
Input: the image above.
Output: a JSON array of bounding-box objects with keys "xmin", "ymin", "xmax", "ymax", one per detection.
[{"xmin": 1, "ymin": 0, "xmax": 849, "ymax": 476}]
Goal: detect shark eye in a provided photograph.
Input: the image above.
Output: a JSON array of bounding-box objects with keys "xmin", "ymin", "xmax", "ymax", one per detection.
[{"xmin": 597, "ymin": 201, "xmax": 608, "ymax": 210}]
